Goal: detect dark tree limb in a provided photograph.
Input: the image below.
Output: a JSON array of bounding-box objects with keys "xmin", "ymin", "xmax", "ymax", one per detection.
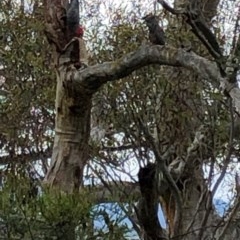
[{"xmin": 137, "ymin": 163, "xmax": 167, "ymax": 240}]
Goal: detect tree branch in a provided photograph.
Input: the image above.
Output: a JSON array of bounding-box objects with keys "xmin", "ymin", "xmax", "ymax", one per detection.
[
  {"xmin": 68, "ymin": 45, "xmax": 216, "ymax": 88},
  {"xmin": 66, "ymin": 44, "xmax": 240, "ymax": 113}
]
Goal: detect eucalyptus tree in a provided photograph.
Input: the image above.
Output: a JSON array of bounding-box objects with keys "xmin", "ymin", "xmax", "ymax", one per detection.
[{"xmin": 1, "ymin": 0, "xmax": 240, "ymax": 239}]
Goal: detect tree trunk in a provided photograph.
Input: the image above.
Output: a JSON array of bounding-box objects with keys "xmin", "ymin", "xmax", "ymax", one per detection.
[
  {"xmin": 43, "ymin": 0, "xmax": 91, "ymax": 193},
  {"xmin": 44, "ymin": 67, "xmax": 91, "ymax": 192}
]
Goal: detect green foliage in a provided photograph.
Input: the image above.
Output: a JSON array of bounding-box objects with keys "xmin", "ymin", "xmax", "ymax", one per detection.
[
  {"xmin": 0, "ymin": 176, "xmax": 92, "ymax": 239},
  {"xmin": 0, "ymin": 1, "xmax": 55, "ymax": 146},
  {"xmin": 0, "ymin": 175, "xmax": 132, "ymax": 239}
]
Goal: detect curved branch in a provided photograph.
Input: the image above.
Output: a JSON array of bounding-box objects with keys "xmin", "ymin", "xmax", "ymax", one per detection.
[
  {"xmin": 66, "ymin": 44, "xmax": 240, "ymax": 113},
  {"xmin": 69, "ymin": 45, "xmax": 219, "ymax": 88}
]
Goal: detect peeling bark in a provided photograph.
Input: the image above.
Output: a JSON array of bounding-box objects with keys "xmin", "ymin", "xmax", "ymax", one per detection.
[{"xmin": 44, "ymin": 67, "xmax": 92, "ymax": 192}]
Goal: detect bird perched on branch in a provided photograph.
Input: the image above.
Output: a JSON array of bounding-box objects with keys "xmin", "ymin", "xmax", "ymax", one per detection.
[
  {"xmin": 143, "ymin": 14, "xmax": 165, "ymax": 45},
  {"xmin": 66, "ymin": 0, "xmax": 83, "ymax": 39},
  {"xmin": 62, "ymin": 0, "xmax": 88, "ymax": 68}
]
